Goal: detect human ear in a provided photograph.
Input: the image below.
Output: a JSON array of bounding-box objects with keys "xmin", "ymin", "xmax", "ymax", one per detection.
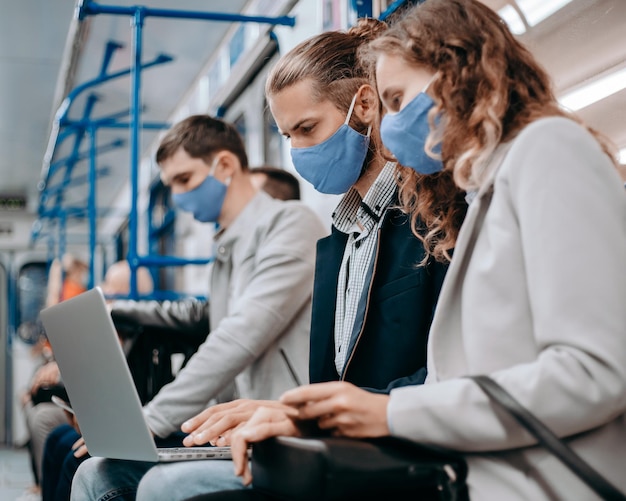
[
  {"xmin": 213, "ymin": 151, "xmax": 238, "ymax": 182},
  {"xmin": 354, "ymin": 84, "xmax": 379, "ymax": 126}
]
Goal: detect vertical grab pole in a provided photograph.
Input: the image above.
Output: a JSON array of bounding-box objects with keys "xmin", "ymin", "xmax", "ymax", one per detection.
[
  {"xmin": 128, "ymin": 7, "xmax": 145, "ymax": 299},
  {"xmin": 88, "ymin": 125, "xmax": 98, "ymax": 289}
]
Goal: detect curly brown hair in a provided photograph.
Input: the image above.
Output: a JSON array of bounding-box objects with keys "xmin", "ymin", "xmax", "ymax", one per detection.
[
  {"xmin": 267, "ymin": 18, "xmax": 465, "ymax": 264},
  {"xmin": 364, "ymin": 0, "xmax": 618, "ymax": 192}
]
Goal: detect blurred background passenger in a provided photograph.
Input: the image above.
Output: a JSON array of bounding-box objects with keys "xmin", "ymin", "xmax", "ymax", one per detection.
[
  {"xmin": 249, "ymin": 166, "xmax": 300, "ymax": 201},
  {"xmin": 40, "ymin": 261, "xmax": 153, "ymax": 501},
  {"xmin": 21, "ymin": 253, "xmax": 89, "ymax": 498}
]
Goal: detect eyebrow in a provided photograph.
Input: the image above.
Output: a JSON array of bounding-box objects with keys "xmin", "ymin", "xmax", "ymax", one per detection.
[
  {"xmin": 281, "ymin": 116, "xmax": 316, "ymax": 135},
  {"xmin": 171, "ymin": 172, "xmax": 191, "ymax": 183},
  {"xmin": 380, "ymin": 87, "xmax": 397, "ymax": 102}
]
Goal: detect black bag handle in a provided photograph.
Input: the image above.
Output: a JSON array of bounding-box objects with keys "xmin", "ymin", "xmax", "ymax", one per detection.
[{"xmin": 470, "ymin": 375, "xmax": 626, "ymax": 501}]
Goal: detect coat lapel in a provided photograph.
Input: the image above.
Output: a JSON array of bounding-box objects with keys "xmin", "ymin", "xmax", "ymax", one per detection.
[
  {"xmin": 426, "ymin": 143, "xmax": 513, "ymax": 381},
  {"xmin": 309, "ymin": 229, "xmax": 348, "ymax": 383}
]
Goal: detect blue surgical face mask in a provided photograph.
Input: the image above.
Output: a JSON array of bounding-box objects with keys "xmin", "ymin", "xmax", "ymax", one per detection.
[
  {"xmin": 290, "ymin": 94, "xmax": 371, "ymax": 195},
  {"xmin": 380, "ymin": 77, "xmax": 443, "ymax": 175},
  {"xmin": 172, "ymin": 161, "xmax": 228, "ymax": 223}
]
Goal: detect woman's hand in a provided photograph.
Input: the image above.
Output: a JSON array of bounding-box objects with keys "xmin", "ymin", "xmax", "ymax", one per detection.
[
  {"xmin": 231, "ymin": 406, "xmax": 302, "ymax": 486},
  {"xmin": 231, "ymin": 382, "xmax": 391, "ymax": 486},
  {"xmin": 281, "ymin": 381, "xmax": 390, "ymax": 438},
  {"xmin": 181, "ymin": 399, "xmax": 291, "ymax": 447}
]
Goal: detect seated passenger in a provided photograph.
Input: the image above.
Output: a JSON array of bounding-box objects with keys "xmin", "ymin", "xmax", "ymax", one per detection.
[
  {"xmin": 71, "ymin": 19, "xmax": 466, "ymax": 501},
  {"xmin": 41, "ymin": 260, "xmax": 153, "ymax": 501},
  {"xmin": 21, "ymin": 253, "xmax": 115, "ymax": 496},
  {"xmin": 114, "ymin": 165, "xmax": 302, "ymax": 404},
  {"xmin": 66, "ymin": 115, "xmax": 325, "ymax": 499},
  {"xmin": 229, "ymin": 1, "xmax": 626, "ymax": 499}
]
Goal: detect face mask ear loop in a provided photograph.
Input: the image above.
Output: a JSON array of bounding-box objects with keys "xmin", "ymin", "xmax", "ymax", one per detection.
[
  {"xmin": 209, "ymin": 155, "xmax": 231, "ymax": 186},
  {"xmin": 422, "ymin": 73, "xmax": 438, "ymax": 93},
  {"xmin": 344, "ymin": 93, "xmax": 359, "ymax": 125},
  {"xmin": 209, "ymin": 156, "xmax": 219, "ymax": 177},
  {"xmin": 345, "ymin": 93, "xmax": 371, "ymax": 138}
]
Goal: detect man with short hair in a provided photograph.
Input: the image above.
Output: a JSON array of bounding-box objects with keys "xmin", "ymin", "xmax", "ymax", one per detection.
[{"xmin": 69, "ymin": 115, "xmax": 326, "ymax": 500}]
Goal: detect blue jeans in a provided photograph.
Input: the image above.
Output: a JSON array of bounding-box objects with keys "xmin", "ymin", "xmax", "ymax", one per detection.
[
  {"xmin": 71, "ymin": 458, "xmax": 247, "ymax": 501},
  {"xmin": 42, "ymin": 424, "xmax": 89, "ymax": 501}
]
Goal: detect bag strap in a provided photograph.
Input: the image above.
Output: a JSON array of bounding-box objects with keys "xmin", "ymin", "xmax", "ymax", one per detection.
[{"xmin": 470, "ymin": 375, "xmax": 626, "ymax": 501}]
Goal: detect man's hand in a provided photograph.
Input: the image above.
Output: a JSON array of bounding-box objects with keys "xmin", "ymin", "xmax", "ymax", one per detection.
[
  {"xmin": 280, "ymin": 381, "xmax": 390, "ymax": 438},
  {"xmin": 231, "ymin": 406, "xmax": 302, "ymax": 486},
  {"xmin": 181, "ymin": 399, "xmax": 290, "ymax": 447},
  {"xmin": 72, "ymin": 436, "xmax": 88, "ymax": 458}
]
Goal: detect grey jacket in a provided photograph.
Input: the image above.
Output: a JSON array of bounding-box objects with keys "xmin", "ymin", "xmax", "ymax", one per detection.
[
  {"xmin": 388, "ymin": 117, "xmax": 626, "ymax": 500},
  {"xmin": 144, "ymin": 191, "xmax": 326, "ymax": 437}
]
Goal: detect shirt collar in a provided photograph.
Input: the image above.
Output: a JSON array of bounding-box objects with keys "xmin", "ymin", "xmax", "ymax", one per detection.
[{"xmin": 332, "ymin": 161, "xmax": 397, "ymax": 234}]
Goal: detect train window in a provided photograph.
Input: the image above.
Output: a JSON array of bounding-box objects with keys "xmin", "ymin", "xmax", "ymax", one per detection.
[
  {"xmin": 115, "ymin": 222, "xmax": 129, "ymax": 264},
  {"xmin": 323, "ymin": 0, "xmax": 345, "ymax": 31},
  {"xmin": 229, "ymin": 25, "xmax": 245, "ymax": 68},
  {"xmin": 0, "ymin": 260, "xmax": 5, "ymax": 442},
  {"xmin": 16, "ymin": 262, "xmax": 47, "ymax": 345},
  {"xmin": 233, "ymin": 114, "xmax": 247, "ymax": 144},
  {"xmin": 263, "ymin": 100, "xmax": 282, "ymax": 167},
  {"xmin": 148, "ymin": 180, "xmax": 176, "ymax": 291}
]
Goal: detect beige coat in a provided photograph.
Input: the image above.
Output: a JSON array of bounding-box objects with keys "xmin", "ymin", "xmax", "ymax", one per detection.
[
  {"xmin": 388, "ymin": 117, "xmax": 626, "ymax": 500},
  {"xmin": 144, "ymin": 192, "xmax": 326, "ymax": 437}
]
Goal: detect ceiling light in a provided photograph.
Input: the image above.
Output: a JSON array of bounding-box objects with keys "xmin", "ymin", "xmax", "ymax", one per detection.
[
  {"xmin": 619, "ymin": 148, "xmax": 626, "ymax": 165},
  {"xmin": 559, "ymin": 67, "xmax": 626, "ymax": 111},
  {"xmin": 498, "ymin": 4, "xmax": 526, "ymax": 35},
  {"xmin": 516, "ymin": 0, "xmax": 573, "ymax": 26}
]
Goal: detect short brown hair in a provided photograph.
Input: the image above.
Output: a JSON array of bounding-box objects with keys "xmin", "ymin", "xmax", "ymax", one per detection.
[
  {"xmin": 156, "ymin": 115, "xmax": 248, "ymax": 170},
  {"xmin": 250, "ymin": 166, "xmax": 300, "ymax": 201}
]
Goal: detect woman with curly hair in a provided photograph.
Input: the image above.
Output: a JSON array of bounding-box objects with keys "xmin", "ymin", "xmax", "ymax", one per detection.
[{"xmin": 231, "ymin": 1, "xmax": 626, "ymax": 498}]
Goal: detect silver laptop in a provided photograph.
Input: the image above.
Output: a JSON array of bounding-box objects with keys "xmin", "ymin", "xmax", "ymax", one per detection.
[{"xmin": 40, "ymin": 287, "xmax": 231, "ymax": 462}]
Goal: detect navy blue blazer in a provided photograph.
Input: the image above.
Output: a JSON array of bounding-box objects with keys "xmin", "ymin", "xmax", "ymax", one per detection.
[{"xmin": 309, "ymin": 205, "xmax": 448, "ymax": 393}]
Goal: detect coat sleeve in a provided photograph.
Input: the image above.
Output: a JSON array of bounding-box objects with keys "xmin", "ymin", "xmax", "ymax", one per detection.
[
  {"xmin": 111, "ymin": 298, "xmax": 209, "ymax": 344},
  {"xmin": 143, "ymin": 205, "xmax": 326, "ymax": 437},
  {"xmin": 388, "ymin": 118, "xmax": 626, "ymax": 451}
]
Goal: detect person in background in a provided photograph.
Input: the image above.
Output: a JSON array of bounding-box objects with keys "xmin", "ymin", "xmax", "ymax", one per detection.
[
  {"xmin": 229, "ymin": 1, "xmax": 626, "ymax": 499},
  {"xmin": 40, "ymin": 261, "xmax": 154, "ymax": 501},
  {"xmin": 71, "ymin": 18, "xmax": 465, "ymax": 501},
  {"xmin": 249, "ymin": 165, "xmax": 300, "ymax": 201},
  {"xmin": 69, "ymin": 115, "xmax": 325, "ymax": 501},
  {"xmin": 20, "ymin": 254, "xmax": 90, "ymax": 499}
]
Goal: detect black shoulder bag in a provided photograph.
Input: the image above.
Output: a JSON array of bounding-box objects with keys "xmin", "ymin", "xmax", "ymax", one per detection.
[{"xmin": 249, "ymin": 375, "xmax": 625, "ymax": 501}]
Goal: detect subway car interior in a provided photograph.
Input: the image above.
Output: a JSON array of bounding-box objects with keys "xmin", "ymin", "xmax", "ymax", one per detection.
[{"xmin": 1, "ymin": 0, "xmax": 625, "ymax": 499}]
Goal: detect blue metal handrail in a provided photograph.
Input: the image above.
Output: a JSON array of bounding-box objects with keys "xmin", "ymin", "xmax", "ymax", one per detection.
[
  {"xmin": 38, "ymin": 1, "xmax": 297, "ymax": 300},
  {"xmin": 38, "ymin": 41, "xmax": 174, "ymax": 191},
  {"xmin": 77, "ymin": 0, "xmax": 296, "ymax": 27},
  {"xmin": 33, "ymin": 39, "xmax": 172, "ymax": 285},
  {"xmin": 77, "ymin": 1, "xmax": 296, "ymax": 298}
]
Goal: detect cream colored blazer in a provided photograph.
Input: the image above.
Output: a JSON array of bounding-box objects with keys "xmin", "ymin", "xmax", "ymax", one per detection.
[{"xmin": 388, "ymin": 117, "xmax": 626, "ymax": 500}]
